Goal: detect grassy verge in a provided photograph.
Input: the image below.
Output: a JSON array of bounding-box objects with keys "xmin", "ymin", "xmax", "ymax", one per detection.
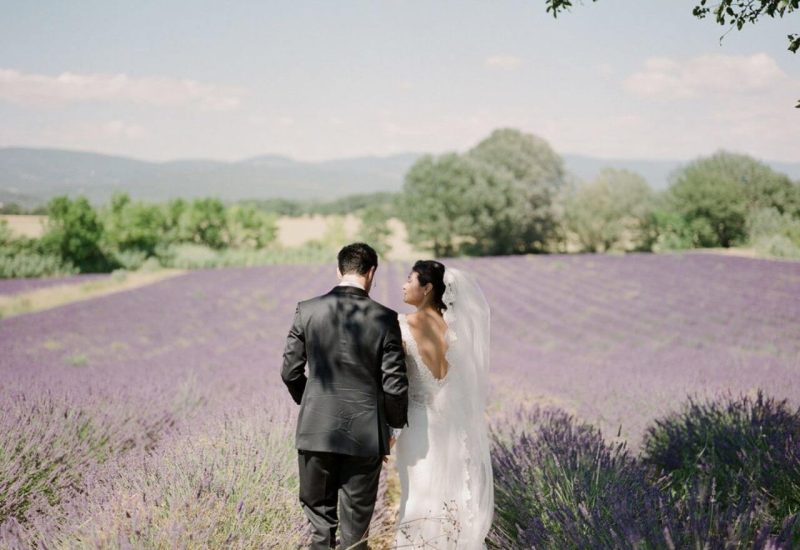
[{"xmin": 0, "ymin": 268, "xmax": 186, "ymax": 319}]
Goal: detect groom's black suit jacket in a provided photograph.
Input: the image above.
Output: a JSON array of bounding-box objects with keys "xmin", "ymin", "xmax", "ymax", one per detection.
[{"xmin": 281, "ymin": 285, "xmax": 409, "ymax": 457}]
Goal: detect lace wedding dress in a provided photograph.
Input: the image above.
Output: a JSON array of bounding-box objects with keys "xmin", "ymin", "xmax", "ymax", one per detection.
[{"xmin": 393, "ymin": 267, "xmax": 494, "ymax": 549}]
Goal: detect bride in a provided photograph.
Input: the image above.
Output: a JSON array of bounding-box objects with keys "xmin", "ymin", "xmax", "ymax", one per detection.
[{"xmin": 390, "ymin": 260, "xmax": 494, "ymax": 549}]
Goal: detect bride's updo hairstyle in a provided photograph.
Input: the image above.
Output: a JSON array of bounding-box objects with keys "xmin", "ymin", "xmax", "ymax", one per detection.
[{"xmin": 412, "ymin": 260, "xmax": 447, "ymax": 314}]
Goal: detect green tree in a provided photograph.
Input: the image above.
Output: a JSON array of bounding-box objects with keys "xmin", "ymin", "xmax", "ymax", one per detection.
[
  {"xmin": 0, "ymin": 202, "xmax": 23, "ymax": 215},
  {"xmin": 451, "ymin": 160, "xmax": 524, "ymax": 255},
  {"xmin": 400, "ymin": 129, "xmax": 567, "ymax": 256},
  {"xmin": 564, "ymin": 168, "xmax": 655, "ymax": 252},
  {"xmin": 467, "ymin": 128, "xmax": 566, "ymax": 253},
  {"xmin": 399, "ymin": 153, "xmax": 482, "ymax": 257},
  {"xmin": 0, "ymin": 219, "xmax": 12, "ymax": 246},
  {"xmin": 182, "ymin": 198, "xmax": 228, "ymax": 249},
  {"xmin": 358, "ymin": 204, "xmax": 393, "ymax": 257},
  {"xmin": 649, "ymin": 207, "xmax": 698, "ymax": 251},
  {"xmin": 103, "ymin": 192, "xmax": 167, "ymax": 256},
  {"xmin": 665, "ymin": 164, "xmax": 749, "ymax": 248},
  {"xmin": 226, "ymin": 203, "xmax": 278, "ymax": 249},
  {"xmin": 163, "ymin": 198, "xmax": 189, "ymax": 244},
  {"xmin": 40, "ymin": 195, "xmax": 113, "ymax": 272},
  {"xmin": 664, "ymin": 151, "xmax": 799, "ymax": 248}
]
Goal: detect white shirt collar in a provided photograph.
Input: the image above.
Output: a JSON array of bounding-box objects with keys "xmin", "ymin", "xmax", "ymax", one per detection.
[{"xmin": 337, "ymin": 280, "xmax": 366, "ymax": 291}]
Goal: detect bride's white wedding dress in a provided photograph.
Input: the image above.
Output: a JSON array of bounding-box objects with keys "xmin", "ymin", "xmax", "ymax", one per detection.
[{"xmin": 393, "ymin": 268, "xmax": 494, "ymax": 549}]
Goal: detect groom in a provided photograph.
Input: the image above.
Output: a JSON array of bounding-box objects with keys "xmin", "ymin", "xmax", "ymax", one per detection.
[{"xmin": 281, "ymin": 242, "xmax": 409, "ymax": 550}]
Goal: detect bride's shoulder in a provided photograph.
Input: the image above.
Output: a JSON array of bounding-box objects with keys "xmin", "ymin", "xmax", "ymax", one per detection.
[{"xmin": 403, "ymin": 312, "xmax": 422, "ymax": 328}]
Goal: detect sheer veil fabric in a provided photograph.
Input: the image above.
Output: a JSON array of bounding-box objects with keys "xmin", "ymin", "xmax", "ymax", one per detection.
[{"xmin": 394, "ymin": 267, "xmax": 494, "ymax": 549}]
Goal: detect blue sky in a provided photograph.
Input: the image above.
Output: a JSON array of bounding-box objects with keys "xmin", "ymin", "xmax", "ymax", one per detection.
[{"xmin": 1, "ymin": 0, "xmax": 797, "ymax": 162}]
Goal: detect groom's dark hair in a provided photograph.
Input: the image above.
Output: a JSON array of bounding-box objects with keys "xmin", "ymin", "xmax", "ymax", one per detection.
[{"xmin": 338, "ymin": 242, "xmax": 378, "ymax": 275}]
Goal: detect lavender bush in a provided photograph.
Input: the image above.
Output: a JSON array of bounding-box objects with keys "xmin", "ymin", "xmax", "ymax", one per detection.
[
  {"xmin": 489, "ymin": 405, "xmax": 668, "ymax": 548},
  {"xmin": 489, "ymin": 402, "xmax": 799, "ymax": 549},
  {"xmin": 642, "ymin": 389, "xmax": 800, "ymax": 528},
  {"xmin": 0, "ymin": 272, "xmax": 109, "ymax": 296},
  {"xmin": 50, "ymin": 400, "xmax": 310, "ymax": 549},
  {"xmin": 0, "ymin": 390, "xmax": 176, "ymax": 516}
]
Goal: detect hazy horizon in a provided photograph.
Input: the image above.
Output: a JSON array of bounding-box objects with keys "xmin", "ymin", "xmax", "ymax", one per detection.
[{"xmin": 3, "ymin": 142, "xmax": 800, "ymax": 167}]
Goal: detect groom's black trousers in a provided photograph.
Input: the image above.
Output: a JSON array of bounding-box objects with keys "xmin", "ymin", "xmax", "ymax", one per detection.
[{"xmin": 297, "ymin": 449, "xmax": 382, "ymax": 550}]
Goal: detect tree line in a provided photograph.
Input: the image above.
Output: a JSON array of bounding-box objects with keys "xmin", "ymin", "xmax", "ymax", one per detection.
[
  {"xmin": 2, "ymin": 128, "xmax": 799, "ymax": 278},
  {"xmin": 0, "ymin": 195, "xmax": 279, "ymax": 277},
  {"xmin": 398, "ymin": 128, "xmax": 800, "ymax": 259}
]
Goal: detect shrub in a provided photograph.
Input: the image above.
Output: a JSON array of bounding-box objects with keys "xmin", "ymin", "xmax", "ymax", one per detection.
[
  {"xmin": 489, "ymin": 406, "xmax": 669, "ymax": 549},
  {"xmin": 746, "ymin": 207, "xmax": 800, "ymax": 259},
  {"xmin": 0, "ymin": 391, "xmax": 177, "ymax": 529},
  {"xmin": 642, "ymin": 389, "xmax": 800, "ymax": 527},
  {"xmin": 156, "ymin": 242, "xmax": 332, "ymax": 269},
  {"xmin": 0, "ymin": 230, "xmax": 79, "ymax": 278},
  {"xmin": 650, "ymin": 210, "xmax": 699, "ymax": 251},
  {"xmin": 753, "ymin": 234, "xmax": 800, "ymax": 259},
  {"xmin": 0, "ymin": 252, "xmax": 78, "ymax": 279},
  {"xmin": 39, "ymin": 196, "xmax": 116, "ymax": 273},
  {"xmin": 490, "ymin": 399, "xmax": 799, "ymax": 549},
  {"xmin": 0, "ymin": 219, "xmax": 12, "ymax": 245},
  {"xmin": 102, "ymin": 192, "xmax": 167, "ymax": 257},
  {"xmin": 225, "ymin": 204, "xmax": 278, "ymax": 249},
  {"xmin": 110, "ymin": 248, "xmax": 149, "ymax": 270}
]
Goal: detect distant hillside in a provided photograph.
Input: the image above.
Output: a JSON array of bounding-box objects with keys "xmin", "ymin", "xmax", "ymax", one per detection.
[
  {"xmin": 563, "ymin": 154, "xmax": 800, "ymax": 190},
  {"xmin": 0, "ymin": 148, "xmax": 422, "ymax": 206},
  {"xmin": 0, "ymin": 188, "xmax": 43, "ymax": 209},
  {"xmin": 1, "ymin": 147, "xmax": 797, "ymax": 207}
]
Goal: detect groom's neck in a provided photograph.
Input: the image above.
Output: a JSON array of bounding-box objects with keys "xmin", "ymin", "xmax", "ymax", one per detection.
[{"xmin": 339, "ymin": 274, "xmax": 367, "ymax": 292}]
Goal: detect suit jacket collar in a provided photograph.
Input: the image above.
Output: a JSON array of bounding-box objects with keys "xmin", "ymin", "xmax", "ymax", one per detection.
[{"xmin": 329, "ymin": 285, "xmax": 369, "ymax": 298}]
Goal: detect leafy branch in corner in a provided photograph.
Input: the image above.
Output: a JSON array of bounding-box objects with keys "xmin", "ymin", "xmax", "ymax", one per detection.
[{"xmin": 544, "ymin": 0, "xmax": 799, "ymax": 107}]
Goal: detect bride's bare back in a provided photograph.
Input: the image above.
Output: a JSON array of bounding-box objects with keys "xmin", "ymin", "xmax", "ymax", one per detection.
[{"xmin": 405, "ymin": 310, "xmax": 450, "ymax": 380}]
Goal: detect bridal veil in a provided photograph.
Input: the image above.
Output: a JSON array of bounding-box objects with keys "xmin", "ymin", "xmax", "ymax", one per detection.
[{"xmin": 425, "ymin": 266, "xmax": 494, "ymax": 547}]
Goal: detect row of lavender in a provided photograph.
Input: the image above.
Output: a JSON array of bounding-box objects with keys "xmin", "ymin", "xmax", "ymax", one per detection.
[
  {"xmin": 0, "ymin": 272, "xmax": 111, "ymax": 296},
  {"xmin": 1, "ymin": 252, "xmax": 798, "ymax": 547}
]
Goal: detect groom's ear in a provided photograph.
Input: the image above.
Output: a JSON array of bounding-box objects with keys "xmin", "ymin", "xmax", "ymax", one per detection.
[{"xmin": 336, "ymin": 267, "xmax": 343, "ymax": 281}]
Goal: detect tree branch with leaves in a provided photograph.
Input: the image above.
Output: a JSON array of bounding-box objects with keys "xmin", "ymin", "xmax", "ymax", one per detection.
[{"xmin": 545, "ymin": 0, "xmax": 799, "ymax": 107}]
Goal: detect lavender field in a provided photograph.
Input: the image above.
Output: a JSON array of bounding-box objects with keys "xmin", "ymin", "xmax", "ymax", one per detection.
[
  {"xmin": 0, "ymin": 273, "xmax": 111, "ymax": 297},
  {"xmin": 1, "ymin": 252, "xmax": 799, "ymax": 548}
]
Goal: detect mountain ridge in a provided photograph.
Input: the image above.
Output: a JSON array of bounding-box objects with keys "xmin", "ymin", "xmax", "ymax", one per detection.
[{"xmin": 1, "ymin": 147, "xmax": 798, "ymax": 206}]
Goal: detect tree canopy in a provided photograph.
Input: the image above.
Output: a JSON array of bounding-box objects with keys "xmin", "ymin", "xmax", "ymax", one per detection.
[
  {"xmin": 661, "ymin": 151, "xmax": 800, "ymax": 248},
  {"xmin": 400, "ymin": 129, "xmax": 566, "ymax": 256},
  {"xmin": 40, "ymin": 196, "xmax": 112, "ymax": 272},
  {"xmin": 564, "ymin": 168, "xmax": 656, "ymax": 252}
]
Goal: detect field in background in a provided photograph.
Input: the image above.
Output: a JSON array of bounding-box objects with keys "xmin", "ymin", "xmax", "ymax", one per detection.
[
  {"xmin": 1, "ymin": 252, "xmax": 798, "ymax": 546},
  {"xmin": 275, "ymin": 214, "xmax": 419, "ymax": 260},
  {"xmin": 0, "ymin": 215, "xmax": 47, "ymax": 238}
]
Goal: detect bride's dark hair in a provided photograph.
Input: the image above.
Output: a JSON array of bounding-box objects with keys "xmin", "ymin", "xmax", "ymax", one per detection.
[{"xmin": 412, "ymin": 260, "xmax": 447, "ymax": 314}]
